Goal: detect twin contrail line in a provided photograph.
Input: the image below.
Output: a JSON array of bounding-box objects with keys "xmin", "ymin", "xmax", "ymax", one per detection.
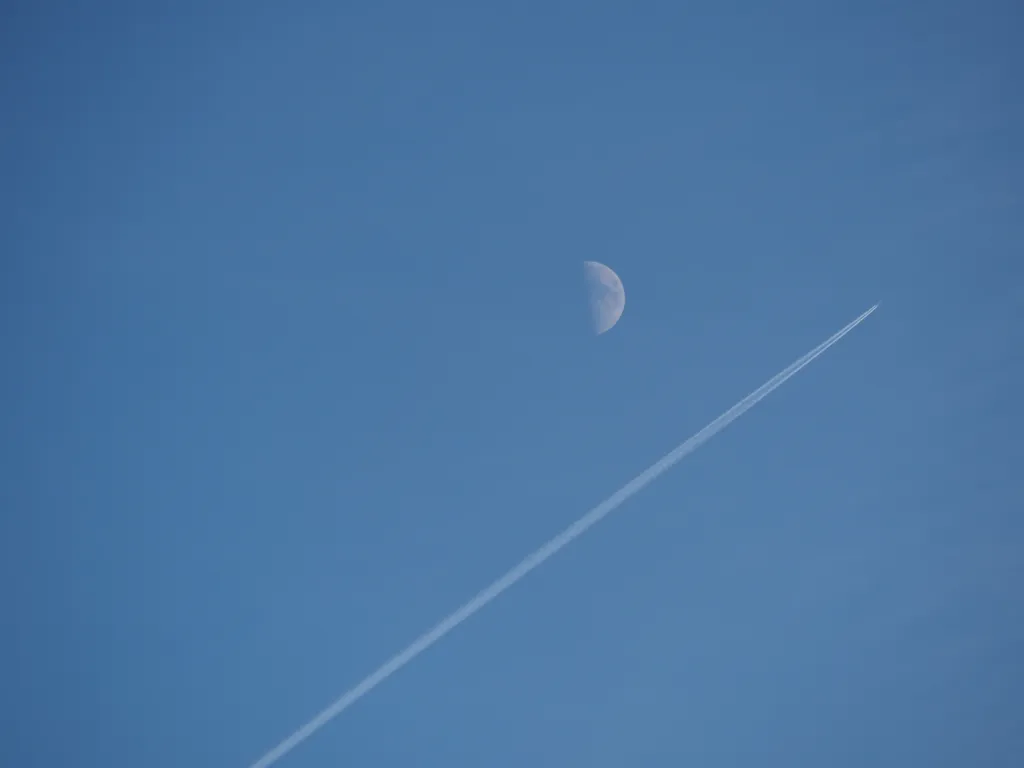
[{"xmin": 247, "ymin": 303, "xmax": 879, "ymax": 768}]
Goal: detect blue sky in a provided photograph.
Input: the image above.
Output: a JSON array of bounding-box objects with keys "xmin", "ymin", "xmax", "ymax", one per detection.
[{"xmin": 4, "ymin": 1, "xmax": 1022, "ymax": 766}]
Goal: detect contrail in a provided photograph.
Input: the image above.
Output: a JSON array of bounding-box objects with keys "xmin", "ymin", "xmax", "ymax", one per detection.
[{"xmin": 247, "ymin": 303, "xmax": 878, "ymax": 768}]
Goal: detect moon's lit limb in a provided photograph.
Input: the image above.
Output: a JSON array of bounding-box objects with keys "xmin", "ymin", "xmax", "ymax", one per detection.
[
  {"xmin": 583, "ymin": 261, "xmax": 625, "ymax": 334},
  {"xmin": 246, "ymin": 303, "xmax": 879, "ymax": 768}
]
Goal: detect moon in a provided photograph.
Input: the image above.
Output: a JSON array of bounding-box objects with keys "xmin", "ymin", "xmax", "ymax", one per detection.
[{"xmin": 583, "ymin": 261, "xmax": 625, "ymax": 334}]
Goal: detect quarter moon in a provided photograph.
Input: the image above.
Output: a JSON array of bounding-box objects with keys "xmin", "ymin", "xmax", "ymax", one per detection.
[{"xmin": 583, "ymin": 261, "xmax": 625, "ymax": 334}]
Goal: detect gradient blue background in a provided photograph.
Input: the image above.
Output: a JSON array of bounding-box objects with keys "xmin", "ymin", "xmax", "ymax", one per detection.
[{"xmin": 4, "ymin": 1, "xmax": 1022, "ymax": 766}]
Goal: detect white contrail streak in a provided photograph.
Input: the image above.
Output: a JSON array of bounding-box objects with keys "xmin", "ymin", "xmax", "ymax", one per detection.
[{"xmin": 247, "ymin": 303, "xmax": 878, "ymax": 768}]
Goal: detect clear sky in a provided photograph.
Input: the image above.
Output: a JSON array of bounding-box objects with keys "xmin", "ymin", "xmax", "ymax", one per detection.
[{"xmin": 4, "ymin": 1, "xmax": 1022, "ymax": 766}]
